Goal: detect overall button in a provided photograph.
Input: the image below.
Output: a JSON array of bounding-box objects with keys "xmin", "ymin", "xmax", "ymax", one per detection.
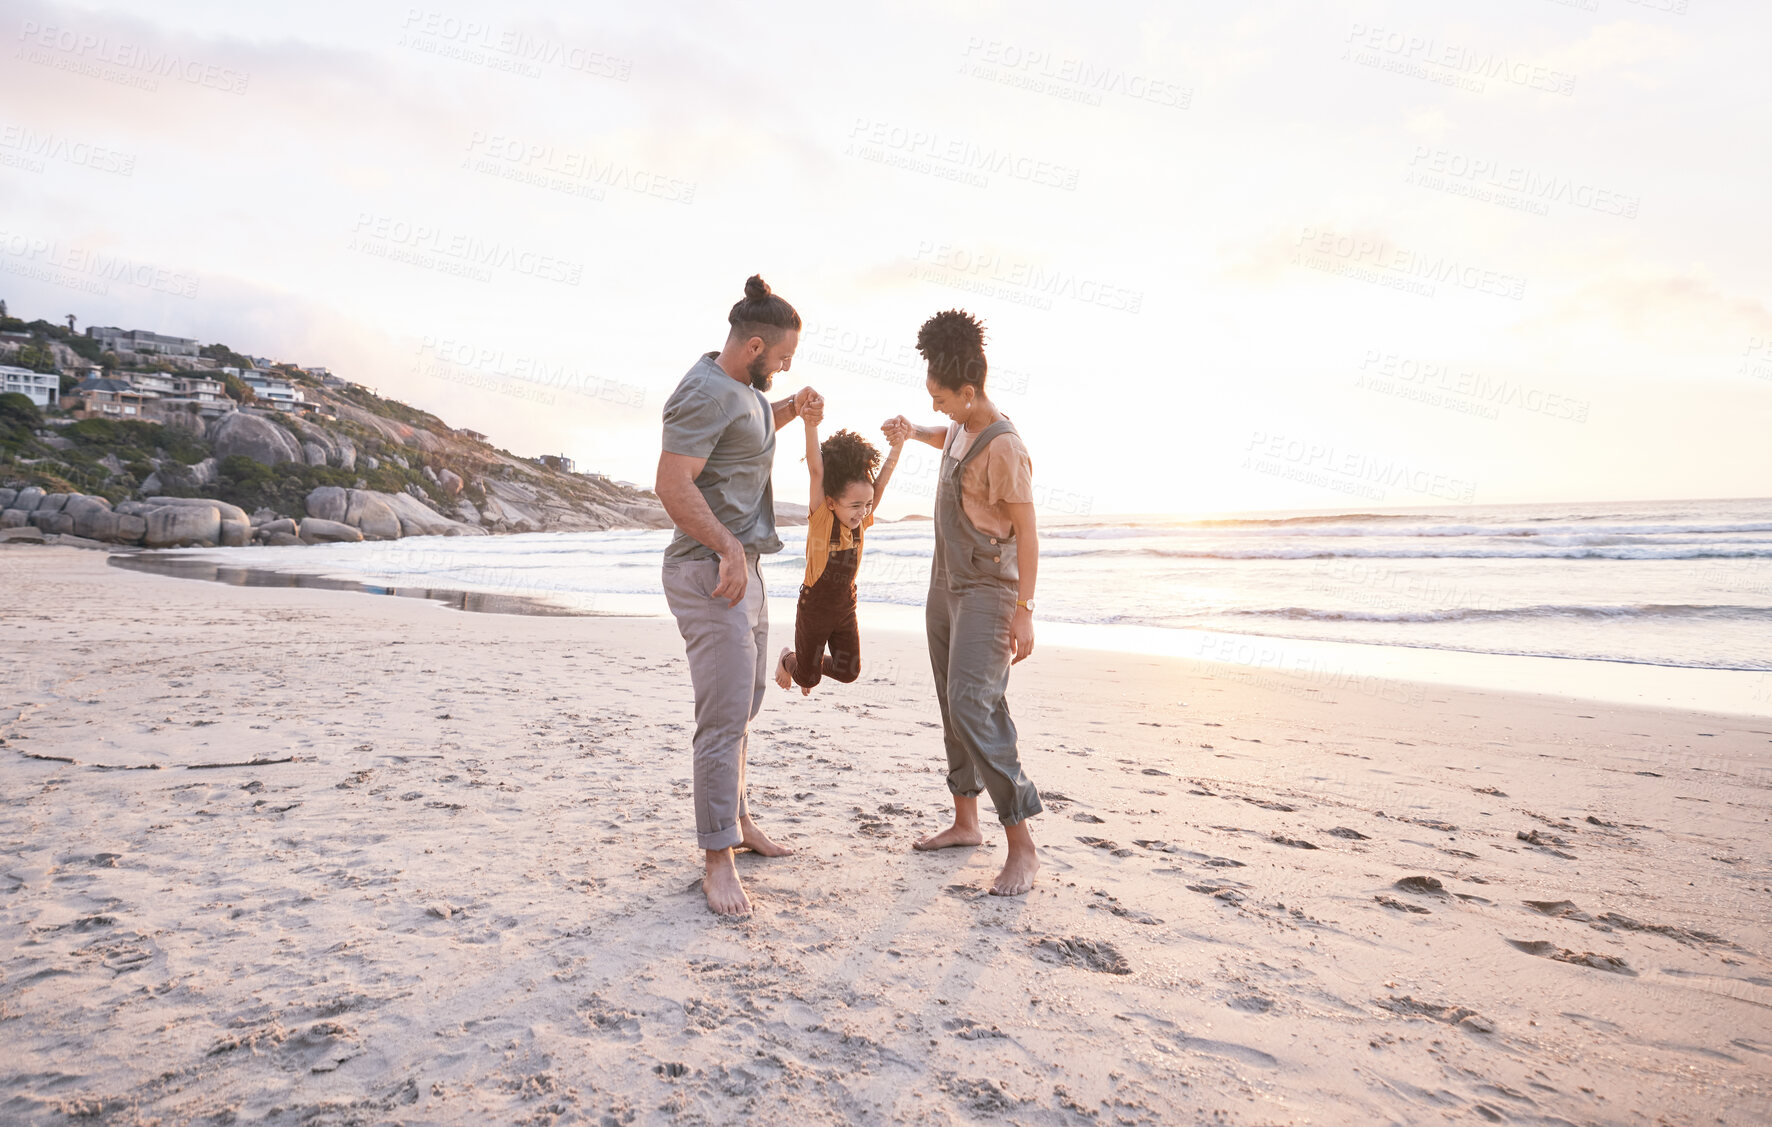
[{"xmin": 993, "ymin": 555, "xmax": 1001, "ymax": 562}]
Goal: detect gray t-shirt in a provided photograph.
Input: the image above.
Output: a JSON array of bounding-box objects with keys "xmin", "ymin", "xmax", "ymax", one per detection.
[{"xmin": 661, "ymin": 352, "xmax": 782, "ymax": 561}]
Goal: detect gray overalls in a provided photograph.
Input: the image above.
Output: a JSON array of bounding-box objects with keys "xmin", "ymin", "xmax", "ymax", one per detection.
[{"xmin": 925, "ymin": 418, "xmax": 1043, "ymax": 826}]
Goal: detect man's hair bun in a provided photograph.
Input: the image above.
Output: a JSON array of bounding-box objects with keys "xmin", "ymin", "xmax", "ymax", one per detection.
[{"xmin": 729, "ymin": 274, "xmax": 800, "ymax": 339}]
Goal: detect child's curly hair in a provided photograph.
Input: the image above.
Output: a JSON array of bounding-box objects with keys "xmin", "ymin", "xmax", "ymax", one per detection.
[{"xmin": 820, "ymin": 429, "xmax": 881, "ymax": 498}]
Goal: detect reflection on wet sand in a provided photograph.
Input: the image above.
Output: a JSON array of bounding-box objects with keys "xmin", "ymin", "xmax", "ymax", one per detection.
[{"xmin": 107, "ymin": 551, "xmax": 608, "ymax": 618}]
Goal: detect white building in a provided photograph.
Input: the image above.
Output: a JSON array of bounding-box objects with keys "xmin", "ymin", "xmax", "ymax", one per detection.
[
  {"xmin": 242, "ymin": 370, "xmax": 305, "ymax": 411},
  {"xmin": 1, "ymin": 364, "xmax": 59, "ymax": 408},
  {"xmin": 123, "ymin": 371, "xmax": 178, "ymax": 398},
  {"xmin": 85, "ymin": 326, "xmax": 201, "ymax": 358}
]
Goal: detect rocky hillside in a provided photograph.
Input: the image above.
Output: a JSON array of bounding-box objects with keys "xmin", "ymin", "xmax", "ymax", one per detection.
[{"xmin": 2, "ymin": 367, "xmax": 680, "ymax": 541}]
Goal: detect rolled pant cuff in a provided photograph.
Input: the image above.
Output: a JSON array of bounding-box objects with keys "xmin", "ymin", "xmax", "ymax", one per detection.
[
  {"xmin": 699, "ymin": 824, "xmax": 743, "ymax": 851},
  {"xmin": 946, "ymin": 782, "xmax": 984, "ymax": 799},
  {"xmin": 999, "ymin": 799, "xmax": 1044, "ymax": 828}
]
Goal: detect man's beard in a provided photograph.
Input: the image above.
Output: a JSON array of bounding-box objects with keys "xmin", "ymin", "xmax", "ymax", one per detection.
[{"xmin": 747, "ymin": 353, "xmax": 773, "ymax": 391}]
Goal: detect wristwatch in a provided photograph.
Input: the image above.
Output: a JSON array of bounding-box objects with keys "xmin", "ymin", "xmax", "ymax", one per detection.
[{"xmin": 1016, "ymin": 598, "xmax": 1036, "ymax": 612}]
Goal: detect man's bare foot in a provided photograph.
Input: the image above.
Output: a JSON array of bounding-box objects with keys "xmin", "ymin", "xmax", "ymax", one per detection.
[
  {"xmin": 913, "ymin": 823, "xmax": 985, "ymax": 851},
  {"xmin": 703, "ymin": 849, "xmax": 751, "ymax": 917},
  {"xmin": 737, "ymin": 815, "xmax": 795, "ymax": 857},
  {"xmin": 775, "ymin": 647, "xmax": 794, "ymax": 690},
  {"xmin": 990, "ymin": 825, "xmax": 1040, "ymax": 895}
]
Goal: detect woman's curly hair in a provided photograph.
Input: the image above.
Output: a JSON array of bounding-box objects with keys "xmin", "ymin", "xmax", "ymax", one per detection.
[
  {"xmin": 915, "ymin": 308, "xmax": 987, "ymax": 392},
  {"xmin": 820, "ymin": 428, "xmax": 881, "ymax": 498}
]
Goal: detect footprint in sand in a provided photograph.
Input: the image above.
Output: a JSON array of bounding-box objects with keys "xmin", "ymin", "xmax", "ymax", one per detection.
[
  {"xmin": 1516, "ymin": 830, "xmax": 1577, "ymax": 859},
  {"xmin": 1506, "ymin": 938, "xmax": 1636, "ymax": 975},
  {"xmin": 1076, "ymin": 836, "xmax": 1135, "ymax": 857},
  {"xmin": 1378, "ymin": 995, "xmax": 1495, "ymax": 1033},
  {"xmin": 1030, "ymin": 936, "xmax": 1132, "ymax": 975},
  {"xmin": 1375, "ymin": 895, "xmax": 1430, "ymax": 914},
  {"xmin": 1393, "ymin": 875, "xmax": 1446, "ymax": 895}
]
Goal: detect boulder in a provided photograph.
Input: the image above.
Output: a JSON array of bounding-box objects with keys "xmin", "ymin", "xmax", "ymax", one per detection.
[
  {"xmin": 344, "ymin": 489, "xmax": 401, "ymax": 541},
  {"xmin": 439, "ymin": 468, "xmax": 464, "ymax": 496},
  {"xmin": 144, "ymin": 504, "xmax": 222, "ymax": 548},
  {"xmin": 115, "ymin": 514, "xmax": 147, "ymax": 543},
  {"xmin": 250, "ymin": 507, "xmax": 278, "ymax": 525},
  {"xmin": 262, "ymin": 518, "xmax": 298, "ymax": 536},
  {"xmin": 34, "ymin": 511, "xmax": 75, "ymax": 535},
  {"xmin": 264, "ymin": 530, "xmax": 303, "ymax": 546},
  {"xmin": 98, "ymin": 453, "xmax": 126, "ymax": 476},
  {"xmin": 219, "ymin": 518, "xmax": 252, "ymax": 547},
  {"xmin": 0, "ymin": 509, "xmax": 27, "ymax": 529},
  {"xmin": 38, "ymin": 493, "xmax": 68, "ymax": 514},
  {"xmin": 12, "ymin": 486, "xmax": 44, "ymax": 512},
  {"xmin": 422, "ymin": 465, "xmax": 441, "ymax": 486},
  {"xmin": 138, "ymin": 471, "xmax": 163, "ymax": 495},
  {"xmin": 363, "ymin": 454, "xmax": 381, "ymax": 470},
  {"xmin": 114, "ymin": 500, "xmax": 152, "ymax": 516},
  {"xmin": 303, "ymin": 442, "xmax": 329, "ymax": 467},
  {"xmin": 456, "ymin": 499, "xmax": 481, "ymax": 525},
  {"xmin": 62, "ymin": 494, "xmax": 110, "ymax": 517},
  {"xmin": 147, "ymin": 497, "xmax": 249, "ymax": 525},
  {"xmin": 0, "ymin": 487, "xmax": 14, "ymax": 508},
  {"xmin": 335, "ymin": 436, "xmax": 357, "ymax": 472},
  {"xmin": 208, "ymin": 411, "xmax": 303, "ymax": 466},
  {"xmin": 190, "ymin": 457, "xmax": 218, "ymax": 486},
  {"xmin": 383, "ymin": 490, "xmax": 483, "ymax": 537},
  {"xmin": 72, "ymin": 507, "xmax": 123, "ymax": 541},
  {"xmin": 298, "ymin": 518, "xmax": 363, "ymax": 544},
  {"xmin": 0, "ymin": 525, "xmax": 44, "ymax": 543},
  {"xmin": 306, "ymin": 486, "xmax": 348, "ymax": 523}
]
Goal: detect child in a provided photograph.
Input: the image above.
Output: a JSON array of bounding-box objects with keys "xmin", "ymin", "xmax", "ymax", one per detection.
[{"xmin": 775, "ymin": 420, "xmax": 903, "ymax": 695}]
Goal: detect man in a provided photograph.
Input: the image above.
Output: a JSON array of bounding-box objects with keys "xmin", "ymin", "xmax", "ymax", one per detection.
[{"xmin": 655, "ymin": 274, "xmax": 823, "ymax": 918}]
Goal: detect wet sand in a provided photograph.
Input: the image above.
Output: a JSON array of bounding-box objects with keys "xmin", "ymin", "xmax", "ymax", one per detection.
[{"xmin": 3, "ymin": 545, "xmax": 1768, "ymax": 1124}]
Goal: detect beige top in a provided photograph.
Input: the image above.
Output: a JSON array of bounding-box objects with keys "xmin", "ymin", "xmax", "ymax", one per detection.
[{"xmin": 947, "ymin": 423, "xmax": 1034, "ymax": 539}]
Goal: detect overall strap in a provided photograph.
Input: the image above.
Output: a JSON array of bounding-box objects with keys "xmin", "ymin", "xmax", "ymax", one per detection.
[{"xmin": 953, "ymin": 418, "xmax": 1017, "ymax": 471}]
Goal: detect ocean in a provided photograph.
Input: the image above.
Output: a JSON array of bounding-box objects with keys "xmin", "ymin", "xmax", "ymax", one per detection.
[{"xmin": 118, "ymin": 497, "xmax": 1772, "ymax": 714}]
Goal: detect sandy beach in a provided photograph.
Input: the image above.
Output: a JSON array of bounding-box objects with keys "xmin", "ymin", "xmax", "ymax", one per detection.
[{"xmin": 2, "ymin": 544, "xmax": 1768, "ymax": 1125}]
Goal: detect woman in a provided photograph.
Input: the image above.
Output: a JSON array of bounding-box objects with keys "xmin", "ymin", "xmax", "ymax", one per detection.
[{"xmin": 884, "ymin": 309, "xmax": 1042, "ymax": 896}]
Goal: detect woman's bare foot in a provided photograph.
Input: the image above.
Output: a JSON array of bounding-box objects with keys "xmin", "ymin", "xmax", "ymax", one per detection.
[
  {"xmin": 915, "ymin": 794, "xmax": 984, "ymax": 851},
  {"xmin": 913, "ymin": 823, "xmax": 985, "ymax": 851},
  {"xmin": 737, "ymin": 815, "xmax": 795, "ymax": 857},
  {"xmin": 990, "ymin": 822, "xmax": 1040, "ymax": 896},
  {"xmin": 775, "ymin": 647, "xmax": 794, "ymax": 690},
  {"xmin": 703, "ymin": 848, "xmax": 751, "ymax": 917}
]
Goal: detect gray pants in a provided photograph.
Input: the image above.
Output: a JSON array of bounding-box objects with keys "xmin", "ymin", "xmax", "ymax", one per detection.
[
  {"xmin": 926, "ymin": 579, "xmax": 1043, "ymax": 826},
  {"xmin": 663, "ymin": 554, "xmax": 768, "ymax": 850}
]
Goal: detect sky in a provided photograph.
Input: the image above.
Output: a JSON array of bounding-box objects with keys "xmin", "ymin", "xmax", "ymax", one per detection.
[{"xmin": 2, "ymin": 0, "xmax": 1769, "ymax": 520}]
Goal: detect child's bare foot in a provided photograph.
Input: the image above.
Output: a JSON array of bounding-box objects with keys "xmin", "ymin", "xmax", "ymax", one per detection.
[
  {"xmin": 703, "ymin": 849, "xmax": 752, "ymax": 917},
  {"xmin": 913, "ymin": 823, "xmax": 984, "ymax": 851},
  {"xmin": 990, "ymin": 823, "xmax": 1040, "ymax": 896},
  {"xmin": 737, "ymin": 815, "xmax": 795, "ymax": 857},
  {"xmin": 775, "ymin": 647, "xmax": 794, "ymax": 690}
]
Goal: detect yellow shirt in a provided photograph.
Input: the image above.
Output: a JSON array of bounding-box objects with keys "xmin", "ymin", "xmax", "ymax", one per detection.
[{"xmin": 803, "ymin": 504, "xmax": 875, "ymax": 586}]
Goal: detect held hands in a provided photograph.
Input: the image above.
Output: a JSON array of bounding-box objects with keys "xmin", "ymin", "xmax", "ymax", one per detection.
[
  {"xmin": 794, "ymin": 386, "xmax": 825, "ymax": 426},
  {"xmin": 881, "ymin": 415, "xmax": 912, "ymax": 447}
]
